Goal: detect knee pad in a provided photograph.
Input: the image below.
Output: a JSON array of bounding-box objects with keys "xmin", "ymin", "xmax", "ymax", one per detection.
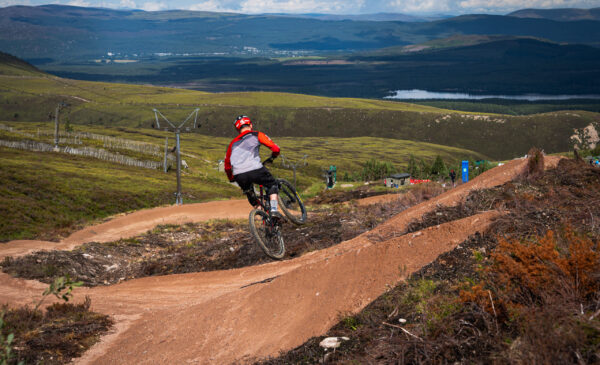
[
  {"xmin": 244, "ymin": 189, "xmax": 259, "ymax": 206},
  {"xmin": 267, "ymin": 184, "xmax": 279, "ymax": 196}
]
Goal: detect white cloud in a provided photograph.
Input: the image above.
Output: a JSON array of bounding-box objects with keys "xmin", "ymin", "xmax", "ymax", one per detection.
[
  {"xmin": 386, "ymin": 0, "xmax": 600, "ymax": 14},
  {"xmin": 119, "ymin": 0, "xmax": 136, "ymax": 8},
  {"xmin": 1, "ymin": 0, "xmax": 598, "ymax": 14},
  {"xmin": 140, "ymin": 1, "xmax": 166, "ymax": 11},
  {"xmin": 0, "ymin": 0, "xmax": 31, "ymax": 6},
  {"xmin": 188, "ymin": 0, "xmax": 235, "ymax": 12},
  {"xmin": 67, "ymin": 0, "xmax": 92, "ymax": 6},
  {"xmin": 388, "ymin": 0, "xmax": 450, "ymax": 13},
  {"xmin": 238, "ymin": 0, "xmax": 366, "ymax": 14}
]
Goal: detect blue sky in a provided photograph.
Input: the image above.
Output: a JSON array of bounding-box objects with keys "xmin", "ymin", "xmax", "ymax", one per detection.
[{"xmin": 1, "ymin": 0, "xmax": 599, "ymax": 15}]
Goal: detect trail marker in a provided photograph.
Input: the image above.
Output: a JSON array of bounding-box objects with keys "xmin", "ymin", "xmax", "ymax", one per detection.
[{"xmin": 462, "ymin": 160, "xmax": 469, "ymax": 183}]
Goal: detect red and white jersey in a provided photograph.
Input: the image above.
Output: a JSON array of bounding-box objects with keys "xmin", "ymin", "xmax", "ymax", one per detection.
[{"xmin": 224, "ymin": 130, "xmax": 280, "ymax": 180}]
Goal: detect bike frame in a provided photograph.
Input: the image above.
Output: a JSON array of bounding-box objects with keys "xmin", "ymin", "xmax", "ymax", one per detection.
[{"xmin": 256, "ymin": 184, "xmax": 271, "ymax": 214}]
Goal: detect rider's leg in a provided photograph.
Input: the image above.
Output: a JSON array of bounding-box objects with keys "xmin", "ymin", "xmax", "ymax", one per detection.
[
  {"xmin": 233, "ymin": 171, "xmax": 259, "ymax": 208},
  {"xmin": 245, "ymin": 189, "xmax": 260, "ymax": 208},
  {"xmin": 265, "ymin": 179, "xmax": 279, "ymax": 214},
  {"xmin": 269, "ymin": 193, "xmax": 278, "ymax": 212},
  {"xmin": 250, "ymin": 167, "xmax": 279, "ymax": 213}
]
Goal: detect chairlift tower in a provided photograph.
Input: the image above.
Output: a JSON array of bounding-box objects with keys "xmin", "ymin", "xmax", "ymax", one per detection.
[
  {"xmin": 280, "ymin": 153, "xmax": 308, "ymax": 189},
  {"xmin": 152, "ymin": 108, "xmax": 200, "ymax": 205},
  {"xmin": 53, "ymin": 101, "xmax": 69, "ymax": 150}
]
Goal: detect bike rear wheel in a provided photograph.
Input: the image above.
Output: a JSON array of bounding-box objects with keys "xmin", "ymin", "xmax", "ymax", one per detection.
[
  {"xmin": 249, "ymin": 209, "xmax": 285, "ymax": 259},
  {"xmin": 277, "ymin": 178, "xmax": 307, "ymax": 225}
]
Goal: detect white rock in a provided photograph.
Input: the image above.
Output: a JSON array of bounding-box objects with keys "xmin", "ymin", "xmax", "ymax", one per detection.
[
  {"xmin": 319, "ymin": 337, "xmax": 350, "ymax": 349},
  {"xmin": 103, "ymin": 264, "xmax": 119, "ymax": 271},
  {"xmin": 82, "ymin": 253, "xmax": 93, "ymax": 259},
  {"xmin": 229, "ymin": 247, "xmax": 235, "ymax": 252},
  {"xmin": 399, "ymin": 318, "xmax": 407, "ymax": 324}
]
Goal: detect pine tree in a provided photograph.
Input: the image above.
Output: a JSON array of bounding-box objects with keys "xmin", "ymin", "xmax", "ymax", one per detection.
[
  {"xmin": 407, "ymin": 154, "xmax": 418, "ymax": 177},
  {"xmin": 430, "ymin": 155, "xmax": 447, "ymax": 177},
  {"xmin": 419, "ymin": 159, "xmax": 431, "ymax": 179}
]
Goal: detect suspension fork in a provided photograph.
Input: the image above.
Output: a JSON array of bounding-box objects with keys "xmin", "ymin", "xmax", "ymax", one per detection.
[{"xmin": 259, "ymin": 184, "xmax": 271, "ymax": 212}]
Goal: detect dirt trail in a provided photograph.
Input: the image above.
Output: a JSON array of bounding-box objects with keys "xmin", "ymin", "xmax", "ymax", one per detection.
[
  {"xmin": 1, "ymin": 199, "xmax": 253, "ymax": 259},
  {"xmin": 0, "ymin": 157, "xmax": 559, "ymax": 364}
]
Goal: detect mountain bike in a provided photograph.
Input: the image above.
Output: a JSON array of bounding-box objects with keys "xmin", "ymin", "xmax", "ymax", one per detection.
[{"xmin": 248, "ymin": 161, "xmax": 307, "ymax": 259}]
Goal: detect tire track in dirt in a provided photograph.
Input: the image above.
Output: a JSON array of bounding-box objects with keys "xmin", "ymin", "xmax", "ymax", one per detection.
[{"xmin": 0, "ymin": 157, "xmax": 560, "ymax": 364}]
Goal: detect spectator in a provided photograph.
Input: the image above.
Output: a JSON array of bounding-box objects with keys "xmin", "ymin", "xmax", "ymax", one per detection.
[{"xmin": 449, "ymin": 169, "xmax": 457, "ymax": 187}]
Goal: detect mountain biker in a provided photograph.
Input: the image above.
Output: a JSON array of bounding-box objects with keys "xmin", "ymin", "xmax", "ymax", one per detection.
[{"xmin": 224, "ymin": 115, "xmax": 284, "ymax": 219}]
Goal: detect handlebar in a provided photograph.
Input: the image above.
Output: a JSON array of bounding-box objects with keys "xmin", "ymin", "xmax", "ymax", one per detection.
[{"xmin": 262, "ymin": 156, "xmax": 277, "ymax": 165}]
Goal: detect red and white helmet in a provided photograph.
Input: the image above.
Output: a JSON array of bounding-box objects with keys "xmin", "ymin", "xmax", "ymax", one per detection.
[{"xmin": 234, "ymin": 115, "xmax": 252, "ymax": 131}]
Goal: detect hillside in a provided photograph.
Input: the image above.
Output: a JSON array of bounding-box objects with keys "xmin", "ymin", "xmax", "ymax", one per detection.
[
  {"xmin": 40, "ymin": 37, "xmax": 600, "ymax": 98},
  {"xmin": 371, "ymin": 35, "xmax": 548, "ymax": 54},
  {"xmin": 0, "ymin": 120, "xmax": 487, "ymax": 240},
  {"xmin": 0, "ymin": 4, "xmax": 599, "ymax": 63},
  {"xmin": 0, "ymin": 51, "xmax": 40, "ymax": 76},
  {"xmin": 509, "ymin": 7, "xmax": 600, "ymax": 21},
  {"xmin": 0, "ymin": 57, "xmax": 597, "ymax": 160}
]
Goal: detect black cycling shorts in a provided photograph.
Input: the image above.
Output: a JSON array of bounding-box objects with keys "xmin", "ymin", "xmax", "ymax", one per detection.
[{"xmin": 234, "ymin": 167, "xmax": 279, "ymax": 195}]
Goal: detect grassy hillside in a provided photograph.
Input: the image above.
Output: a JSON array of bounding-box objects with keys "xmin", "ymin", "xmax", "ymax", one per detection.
[
  {"xmin": 0, "ymin": 51, "xmax": 41, "ymax": 76},
  {"xmin": 0, "ymin": 64, "xmax": 597, "ymax": 160},
  {"xmin": 359, "ymin": 35, "xmax": 540, "ymax": 55},
  {"xmin": 0, "ymin": 146, "xmax": 239, "ymax": 241},
  {"xmin": 0, "ymin": 121, "xmax": 484, "ymax": 240},
  {"xmin": 1, "ymin": 121, "xmax": 485, "ymax": 180}
]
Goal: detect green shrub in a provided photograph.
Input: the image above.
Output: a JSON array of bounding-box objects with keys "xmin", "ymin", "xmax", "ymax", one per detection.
[{"xmin": 360, "ymin": 159, "xmax": 396, "ymax": 181}]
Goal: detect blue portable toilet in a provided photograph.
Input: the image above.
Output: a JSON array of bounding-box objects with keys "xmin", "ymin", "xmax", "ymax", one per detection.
[{"xmin": 462, "ymin": 160, "xmax": 469, "ymax": 183}]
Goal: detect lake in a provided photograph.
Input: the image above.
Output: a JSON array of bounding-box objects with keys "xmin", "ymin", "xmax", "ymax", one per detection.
[{"xmin": 385, "ymin": 89, "xmax": 600, "ymax": 101}]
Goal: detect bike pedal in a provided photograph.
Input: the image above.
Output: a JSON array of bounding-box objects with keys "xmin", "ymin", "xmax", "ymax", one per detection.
[{"xmin": 270, "ymin": 211, "xmax": 285, "ymax": 221}]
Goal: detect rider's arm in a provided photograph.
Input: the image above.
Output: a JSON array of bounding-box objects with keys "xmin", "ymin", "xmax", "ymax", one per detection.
[
  {"xmin": 258, "ymin": 132, "xmax": 280, "ymax": 158},
  {"xmin": 224, "ymin": 141, "xmax": 235, "ymax": 182}
]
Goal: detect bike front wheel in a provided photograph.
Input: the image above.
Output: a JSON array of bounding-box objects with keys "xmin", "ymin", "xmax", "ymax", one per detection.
[
  {"xmin": 249, "ymin": 209, "xmax": 286, "ymax": 259},
  {"xmin": 277, "ymin": 179, "xmax": 307, "ymax": 225}
]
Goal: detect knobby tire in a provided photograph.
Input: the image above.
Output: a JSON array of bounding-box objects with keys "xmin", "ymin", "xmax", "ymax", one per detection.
[
  {"xmin": 277, "ymin": 178, "xmax": 307, "ymax": 225},
  {"xmin": 249, "ymin": 209, "xmax": 285, "ymax": 259}
]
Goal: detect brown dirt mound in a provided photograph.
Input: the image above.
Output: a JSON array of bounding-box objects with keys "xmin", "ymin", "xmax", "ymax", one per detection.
[
  {"xmin": 0, "ymin": 199, "xmax": 253, "ymax": 259},
  {"xmin": 2, "ymin": 201, "xmax": 412, "ymax": 287},
  {"xmin": 0, "ymin": 157, "xmax": 557, "ymax": 364},
  {"xmin": 259, "ymin": 157, "xmax": 600, "ymax": 364}
]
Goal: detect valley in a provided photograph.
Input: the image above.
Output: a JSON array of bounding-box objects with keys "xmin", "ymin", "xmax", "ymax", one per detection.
[{"xmin": 1, "ymin": 4, "xmax": 600, "ymax": 364}]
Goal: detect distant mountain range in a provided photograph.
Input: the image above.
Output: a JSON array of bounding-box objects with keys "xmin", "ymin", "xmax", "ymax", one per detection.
[
  {"xmin": 509, "ymin": 7, "xmax": 600, "ymax": 21},
  {"xmin": 0, "ymin": 5, "xmax": 599, "ymax": 63},
  {"xmin": 265, "ymin": 12, "xmax": 448, "ymax": 22}
]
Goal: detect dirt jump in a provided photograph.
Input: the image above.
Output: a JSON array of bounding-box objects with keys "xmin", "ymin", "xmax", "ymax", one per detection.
[{"xmin": 0, "ymin": 157, "xmax": 560, "ymax": 364}]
